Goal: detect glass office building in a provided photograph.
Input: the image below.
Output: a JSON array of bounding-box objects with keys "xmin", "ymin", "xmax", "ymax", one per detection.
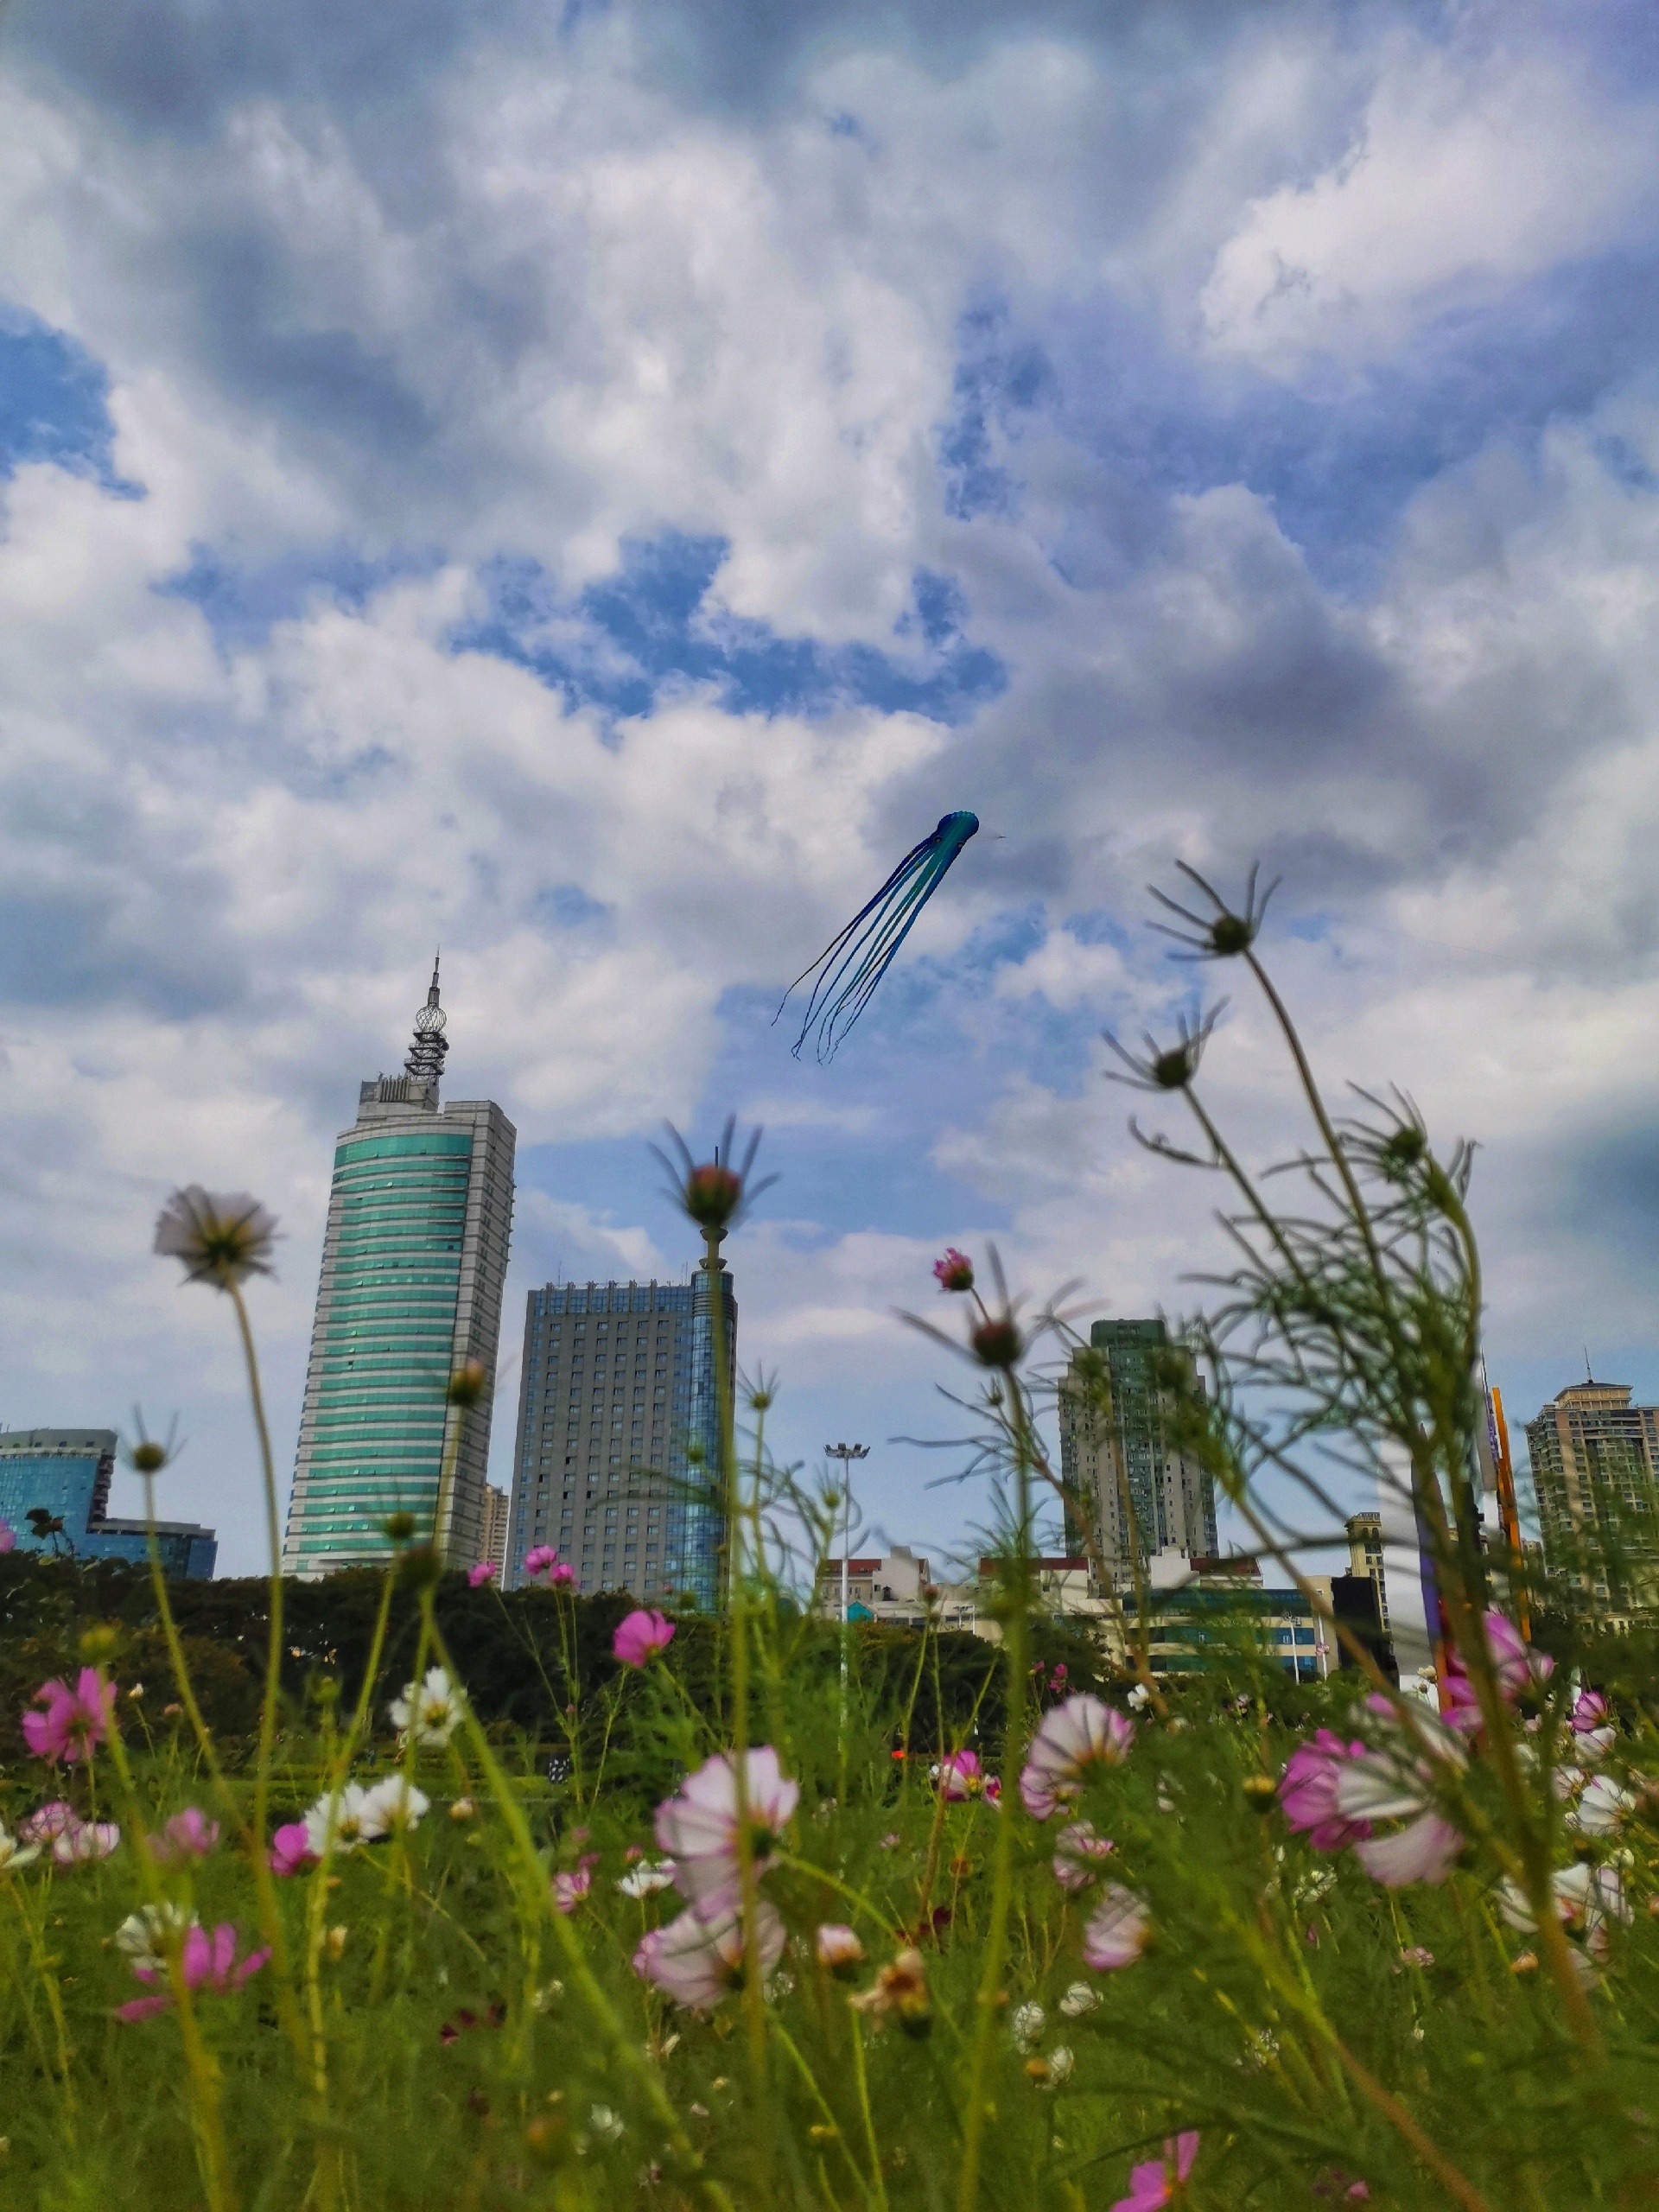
[
  {"xmin": 1058, "ymin": 1318, "xmax": 1218, "ymax": 1579},
  {"xmin": 0, "ymin": 1428, "xmax": 217, "ymax": 1577},
  {"xmin": 281, "ymin": 964, "xmax": 515, "ymax": 1577},
  {"xmin": 505, "ymin": 1255, "xmax": 735, "ymax": 1607}
]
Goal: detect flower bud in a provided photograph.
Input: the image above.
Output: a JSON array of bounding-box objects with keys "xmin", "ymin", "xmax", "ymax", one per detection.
[
  {"xmin": 78, "ymin": 1624, "xmax": 120, "ymax": 1664},
  {"xmin": 130, "ymin": 1440, "xmax": 169, "ymax": 1476},
  {"xmin": 381, "ymin": 1511, "xmax": 418, "ymax": 1543},
  {"xmin": 933, "ymin": 1248, "xmax": 974, "ymax": 1293},
  {"xmin": 970, "ymin": 1318, "xmax": 1023, "ymax": 1370},
  {"xmin": 447, "ymin": 1359, "xmax": 488, "ymax": 1408}
]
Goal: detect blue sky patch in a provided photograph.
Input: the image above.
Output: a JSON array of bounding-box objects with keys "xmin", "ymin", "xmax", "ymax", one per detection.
[
  {"xmin": 0, "ymin": 308, "xmax": 137, "ymax": 495},
  {"xmin": 160, "ymin": 542, "xmax": 444, "ymax": 650},
  {"xmin": 453, "ymin": 531, "xmax": 1007, "ymax": 724}
]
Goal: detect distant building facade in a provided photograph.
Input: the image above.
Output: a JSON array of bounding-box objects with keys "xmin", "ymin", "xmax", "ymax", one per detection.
[
  {"xmin": 814, "ymin": 1547, "xmax": 978, "ymax": 1632},
  {"xmin": 282, "ymin": 963, "xmax": 516, "ymax": 1578},
  {"xmin": 505, "ymin": 1256, "xmax": 735, "ymax": 1608},
  {"xmin": 0, "ymin": 1429, "xmax": 216, "ymax": 1578},
  {"xmin": 1058, "ymin": 1319, "xmax": 1218, "ymax": 1580},
  {"xmin": 481, "ymin": 1484, "xmax": 510, "ymax": 1580},
  {"xmin": 1345, "ymin": 1511, "xmax": 1391, "ymax": 1632},
  {"xmin": 1525, "ymin": 1379, "xmax": 1659, "ymax": 1617}
]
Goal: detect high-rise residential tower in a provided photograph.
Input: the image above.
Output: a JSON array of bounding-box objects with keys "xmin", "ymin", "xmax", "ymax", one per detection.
[
  {"xmin": 1058, "ymin": 1319, "xmax": 1218, "ymax": 1583},
  {"xmin": 1525, "ymin": 1377, "xmax": 1659, "ymax": 1615},
  {"xmin": 505, "ymin": 1253, "xmax": 735, "ymax": 1607},
  {"xmin": 282, "ymin": 964, "xmax": 515, "ymax": 1578}
]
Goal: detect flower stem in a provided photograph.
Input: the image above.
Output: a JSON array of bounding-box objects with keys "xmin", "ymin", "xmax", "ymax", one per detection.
[{"xmin": 955, "ymin": 1382, "xmax": 1033, "ymax": 2212}]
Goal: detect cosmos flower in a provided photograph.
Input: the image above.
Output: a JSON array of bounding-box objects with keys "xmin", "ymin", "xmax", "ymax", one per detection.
[
  {"xmin": 1279, "ymin": 1732, "xmax": 1374, "ymax": 1853},
  {"xmin": 53, "ymin": 1821, "xmax": 121, "ymax": 1866},
  {"xmin": 1081, "ymin": 1885, "xmax": 1152, "ymax": 1972},
  {"xmin": 1332, "ymin": 1751, "xmax": 1463, "ymax": 1888},
  {"xmin": 632, "ymin": 1898, "xmax": 785, "ymax": 2009},
  {"xmin": 617, "ymin": 1859, "xmax": 678, "ymax": 1899},
  {"xmin": 270, "ymin": 1822, "xmax": 317, "ymax": 1878},
  {"xmin": 114, "ymin": 1903, "xmax": 198, "ymax": 1972},
  {"xmin": 524, "ymin": 1547, "xmax": 575, "ymax": 1586},
  {"xmin": 115, "ymin": 1922, "xmax": 271, "ymax": 2024},
  {"xmin": 933, "ymin": 1249, "xmax": 975, "ymax": 1293},
  {"xmin": 554, "ymin": 1853, "xmax": 601, "ymax": 1913},
  {"xmin": 147, "ymin": 1808, "xmax": 219, "ymax": 1864},
  {"xmin": 1567, "ymin": 1773, "xmax": 1636, "ymax": 1838},
  {"xmin": 814, "ymin": 1923, "xmax": 865, "ymax": 1973},
  {"xmin": 1011, "ymin": 2002, "xmax": 1046, "ymax": 2052},
  {"xmin": 22, "ymin": 1669, "xmax": 115, "ymax": 1764},
  {"xmin": 848, "ymin": 1948, "xmax": 931, "ymax": 2032},
  {"xmin": 1058, "ymin": 1980, "xmax": 1102, "ymax": 2018},
  {"xmin": 19, "ymin": 1802, "xmax": 82, "ymax": 1844},
  {"xmin": 1111, "ymin": 2132, "xmax": 1199, "ymax": 2212},
  {"xmin": 936, "ymin": 1751, "xmax": 991, "ymax": 1802},
  {"xmin": 1052, "ymin": 1819, "xmax": 1116, "ymax": 1892},
  {"xmin": 0, "ymin": 1821, "xmax": 41, "ymax": 1873},
  {"xmin": 302, "ymin": 1784, "xmax": 378, "ymax": 1859},
  {"xmin": 153, "ymin": 1187, "xmax": 279, "ymax": 1291},
  {"xmin": 358, "ymin": 1777, "xmax": 429, "ymax": 1837},
  {"xmin": 655, "ymin": 1748, "xmax": 799, "ymax": 1913},
  {"xmin": 1499, "ymin": 1862, "xmax": 1631, "ymax": 1960},
  {"xmin": 390, "ymin": 1665, "xmax": 466, "ymax": 1748},
  {"xmin": 1020, "ymin": 1696, "xmax": 1135, "ymax": 1820},
  {"xmin": 467, "ymin": 1562, "xmax": 498, "ymax": 1588},
  {"xmin": 613, "ymin": 1609, "xmax": 677, "ymax": 1667},
  {"xmin": 0, "ymin": 1519, "xmax": 13, "ymax": 1554}
]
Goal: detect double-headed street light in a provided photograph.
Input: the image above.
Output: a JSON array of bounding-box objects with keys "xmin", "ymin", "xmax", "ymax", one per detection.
[{"xmin": 825, "ymin": 1441, "xmax": 871, "ymax": 1626}]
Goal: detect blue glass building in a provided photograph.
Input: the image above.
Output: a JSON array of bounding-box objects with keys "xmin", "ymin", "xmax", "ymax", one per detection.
[
  {"xmin": 0, "ymin": 1429, "xmax": 217, "ymax": 1578},
  {"xmin": 505, "ymin": 1255, "xmax": 735, "ymax": 1607}
]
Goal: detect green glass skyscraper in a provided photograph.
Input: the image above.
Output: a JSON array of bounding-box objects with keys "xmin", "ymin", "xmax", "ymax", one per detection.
[{"xmin": 281, "ymin": 964, "xmax": 515, "ymax": 1577}]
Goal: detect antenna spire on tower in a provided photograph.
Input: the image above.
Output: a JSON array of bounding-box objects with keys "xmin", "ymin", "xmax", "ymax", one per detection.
[{"xmin": 404, "ymin": 950, "xmax": 449, "ymax": 1090}]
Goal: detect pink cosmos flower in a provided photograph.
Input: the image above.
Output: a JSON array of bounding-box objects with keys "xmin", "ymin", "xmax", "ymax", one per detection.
[
  {"xmin": 115, "ymin": 1922, "xmax": 272, "ymax": 2024},
  {"xmin": 20, "ymin": 1801, "xmax": 82, "ymax": 1843},
  {"xmin": 655, "ymin": 1747, "xmax": 799, "ymax": 1912},
  {"xmin": 148, "ymin": 1808, "xmax": 219, "ymax": 1864},
  {"xmin": 22, "ymin": 1669, "xmax": 115, "ymax": 1764},
  {"xmin": 270, "ymin": 1822, "xmax": 317, "ymax": 1878},
  {"xmin": 553, "ymin": 1853, "xmax": 601, "ymax": 1913},
  {"xmin": 936, "ymin": 1751, "xmax": 990, "ymax": 1802},
  {"xmin": 1082, "ymin": 1883, "xmax": 1151, "ymax": 1971},
  {"xmin": 0, "ymin": 1518, "xmax": 13, "ymax": 1554},
  {"xmin": 1332, "ymin": 1750, "xmax": 1463, "ymax": 1887},
  {"xmin": 1020, "ymin": 1695, "xmax": 1135, "ymax": 1820},
  {"xmin": 632, "ymin": 1898, "xmax": 786, "ymax": 2010},
  {"xmin": 52, "ymin": 1821, "xmax": 120, "ymax": 1865},
  {"xmin": 933, "ymin": 1249, "xmax": 975, "ymax": 1293},
  {"xmin": 1279, "ymin": 1732, "xmax": 1374, "ymax": 1852},
  {"xmin": 1112, "ymin": 2131, "xmax": 1199, "ymax": 2211},
  {"xmin": 613, "ymin": 1609, "xmax": 677, "ymax": 1667},
  {"xmin": 1052, "ymin": 1819, "xmax": 1116, "ymax": 1892},
  {"xmin": 467, "ymin": 1562, "xmax": 497, "ymax": 1588},
  {"xmin": 1569, "ymin": 1688, "xmax": 1615, "ymax": 1763},
  {"xmin": 1440, "ymin": 1612, "xmax": 1554, "ymax": 1733},
  {"xmin": 524, "ymin": 1546, "xmax": 576, "ymax": 1586}
]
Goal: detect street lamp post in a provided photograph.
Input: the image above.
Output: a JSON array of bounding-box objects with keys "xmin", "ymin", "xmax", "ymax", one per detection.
[{"xmin": 825, "ymin": 1441, "xmax": 870, "ymax": 1753}]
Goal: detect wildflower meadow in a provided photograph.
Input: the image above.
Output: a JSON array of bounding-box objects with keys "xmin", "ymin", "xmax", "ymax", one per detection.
[{"xmin": 1, "ymin": 873, "xmax": 1656, "ymax": 2212}]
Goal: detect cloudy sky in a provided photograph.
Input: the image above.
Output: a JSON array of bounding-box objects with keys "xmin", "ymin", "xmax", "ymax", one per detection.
[{"xmin": 3, "ymin": 0, "xmax": 1658, "ymax": 1577}]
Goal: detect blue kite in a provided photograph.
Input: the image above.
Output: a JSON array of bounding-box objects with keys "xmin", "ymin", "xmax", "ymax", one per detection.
[{"xmin": 779, "ymin": 810, "xmax": 980, "ymax": 1060}]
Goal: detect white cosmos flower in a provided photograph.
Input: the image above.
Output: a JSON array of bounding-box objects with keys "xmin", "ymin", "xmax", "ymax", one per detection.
[
  {"xmin": 1567, "ymin": 1774, "xmax": 1636, "ymax": 1837},
  {"xmin": 389, "ymin": 1665, "xmax": 465, "ymax": 1749},
  {"xmin": 1011, "ymin": 2002, "xmax": 1046, "ymax": 2052},
  {"xmin": 1058, "ymin": 1980, "xmax": 1101, "ymax": 2018},
  {"xmin": 1045, "ymin": 2045, "xmax": 1075, "ymax": 2086},
  {"xmin": 302, "ymin": 1784, "xmax": 378, "ymax": 1857},
  {"xmin": 359, "ymin": 1777, "xmax": 430, "ymax": 1836},
  {"xmin": 0, "ymin": 1821, "xmax": 41, "ymax": 1874},
  {"xmin": 114, "ymin": 1903, "xmax": 198, "ymax": 1972},
  {"xmin": 616, "ymin": 1860, "xmax": 678, "ymax": 1899}
]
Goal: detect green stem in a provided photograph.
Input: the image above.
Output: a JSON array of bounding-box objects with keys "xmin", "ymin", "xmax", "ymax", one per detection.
[{"xmin": 956, "ymin": 1376, "xmax": 1033, "ymax": 2212}]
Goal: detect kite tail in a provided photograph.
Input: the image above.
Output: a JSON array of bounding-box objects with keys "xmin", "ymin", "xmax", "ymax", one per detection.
[{"xmin": 777, "ymin": 810, "xmax": 980, "ymax": 1060}]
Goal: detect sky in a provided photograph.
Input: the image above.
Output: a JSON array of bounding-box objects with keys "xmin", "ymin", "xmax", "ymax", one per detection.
[{"xmin": 3, "ymin": 0, "xmax": 1659, "ymax": 1580}]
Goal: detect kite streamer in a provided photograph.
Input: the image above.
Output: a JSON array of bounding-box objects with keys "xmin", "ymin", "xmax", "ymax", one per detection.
[{"xmin": 779, "ymin": 810, "xmax": 980, "ymax": 1060}]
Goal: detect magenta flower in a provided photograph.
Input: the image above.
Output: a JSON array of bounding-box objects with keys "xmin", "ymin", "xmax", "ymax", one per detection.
[
  {"xmin": 1020, "ymin": 1695, "xmax": 1135, "ymax": 1820},
  {"xmin": 632, "ymin": 1898, "xmax": 785, "ymax": 2010},
  {"xmin": 936, "ymin": 1750, "xmax": 990, "ymax": 1802},
  {"xmin": 269, "ymin": 1822, "xmax": 317, "ymax": 1877},
  {"xmin": 52, "ymin": 1821, "xmax": 120, "ymax": 1865},
  {"xmin": 1052, "ymin": 1819, "xmax": 1115, "ymax": 1892},
  {"xmin": 1082, "ymin": 1883, "xmax": 1151, "ymax": 1971},
  {"xmin": 1112, "ymin": 2132, "xmax": 1198, "ymax": 2212},
  {"xmin": 1279, "ymin": 1731, "xmax": 1374, "ymax": 1852},
  {"xmin": 1440, "ymin": 1611, "xmax": 1554, "ymax": 1733},
  {"xmin": 0, "ymin": 1518, "xmax": 13, "ymax": 1554},
  {"xmin": 1570, "ymin": 1688, "xmax": 1615, "ymax": 1762},
  {"xmin": 613, "ymin": 1609, "xmax": 677, "ymax": 1667},
  {"xmin": 933, "ymin": 1248, "xmax": 975, "ymax": 1293},
  {"xmin": 467, "ymin": 1561, "xmax": 498, "ymax": 1588},
  {"xmin": 148, "ymin": 1808, "xmax": 219, "ymax": 1864},
  {"xmin": 115, "ymin": 1922, "xmax": 272, "ymax": 2024},
  {"xmin": 654, "ymin": 1747, "xmax": 799, "ymax": 1911},
  {"xmin": 22, "ymin": 1669, "xmax": 115, "ymax": 1764},
  {"xmin": 553, "ymin": 1853, "xmax": 601, "ymax": 1913},
  {"xmin": 524, "ymin": 1546, "xmax": 575, "ymax": 1586}
]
